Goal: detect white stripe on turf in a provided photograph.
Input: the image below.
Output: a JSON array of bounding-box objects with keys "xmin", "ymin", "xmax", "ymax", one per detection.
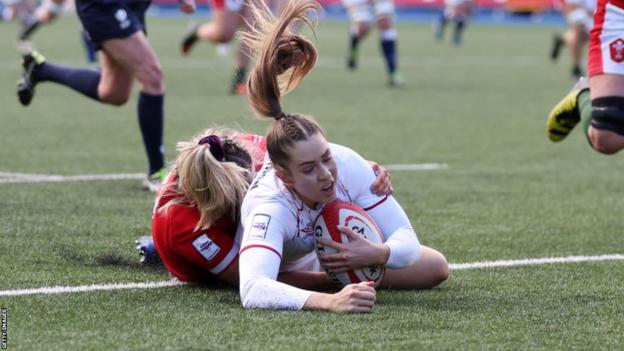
[
  {"xmin": 1, "ymin": 254, "xmax": 622, "ymax": 297},
  {"xmin": 450, "ymin": 254, "xmax": 624, "ymax": 270},
  {"xmin": 0, "ymin": 280, "xmax": 186, "ymax": 297},
  {"xmin": 0, "ymin": 165, "xmax": 445, "ymax": 184}
]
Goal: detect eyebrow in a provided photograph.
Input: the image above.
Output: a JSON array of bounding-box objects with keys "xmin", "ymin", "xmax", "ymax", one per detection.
[{"xmin": 298, "ymin": 149, "xmax": 330, "ymax": 167}]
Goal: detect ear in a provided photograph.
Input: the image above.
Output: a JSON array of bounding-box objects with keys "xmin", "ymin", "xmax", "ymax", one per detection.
[{"xmin": 275, "ymin": 166, "xmax": 294, "ymax": 187}]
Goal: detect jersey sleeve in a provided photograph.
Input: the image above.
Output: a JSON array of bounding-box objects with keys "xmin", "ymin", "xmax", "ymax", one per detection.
[
  {"xmin": 338, "ymin": 146, "xmax": 422, "ymax": 269},
  {"xmin": 170, "ymin": 226, "xmax": 238, "ymax": 275},
  {"xmin": 238, "ymin": 203, "xmax": 313, "ymax": 310}
]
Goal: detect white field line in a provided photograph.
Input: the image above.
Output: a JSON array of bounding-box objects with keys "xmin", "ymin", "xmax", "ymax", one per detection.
[
  {"xmin": 449, "ymin": 254, "xmax": 624, "ymax": 270},
  {"xmin": 0, "ymin": 173, "xmax": 145, "ymax": 184},
  {"xmin": 0, "ymin": 165, "xmax": 444, "ymax": 184},
  {"xmin": 0, "ymin": 254, "xmax": 622, "ymax": 297},
  {"xmin": 385, "ymin": 163, "xmax": 448, "ymax": 171},
  {"xmin": 0, "ymin": 280, "xmax": 186, "ymax": 297}
]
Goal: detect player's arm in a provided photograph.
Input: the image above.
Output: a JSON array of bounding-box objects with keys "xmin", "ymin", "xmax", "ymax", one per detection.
[
  {"xmin": 239, "ymin": 207, "xmax": 375, "ymax": 312},
  {"xmin": 320, "ymin": 148, "xmax": 421, "ymax": 271}
]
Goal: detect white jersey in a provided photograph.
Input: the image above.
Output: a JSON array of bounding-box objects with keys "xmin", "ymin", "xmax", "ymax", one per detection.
[{"xmin": 238, "ymin": 143, "xmax": 421, "ymax": 310}]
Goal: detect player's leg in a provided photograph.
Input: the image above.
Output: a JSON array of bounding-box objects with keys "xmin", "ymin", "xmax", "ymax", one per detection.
[
  {"xmin": 379, "ymin": 246, "xmax": 449, "ymax": 289},
  {"xmin": 547, "ymin": 0, "xmax": 624, "ymax": 154},
  {"xmin": 342, "ymin": 0, "xmax": 373, "ymax": 70},
  {"xmin": 433, "ymin": 4, "xmax": 449, "ymax": 41},
  {"xmin": 562, "ymin": 4, "xmax": 592, "ymax": 78},
  {"xmin": 18, "ymin": 0, "xmax": 65, "ymax": 40},
  {"xmin": 586, "ymin": 74, "xmax": 624, "ymax": 154},
  {"xmin": 16, "ymin": 50, "xmax": 103, "ymax": 106},
  {"xmin": 451, "ymin": 1, "xmax": 472, "ymax": 46},
  {"xmin": 181, "ymin": 0, "xmax": 243, "ymax": 54},
  {"xmin": 102, "ymin": 31, "xmax": 167, "ymax": 187},
  {"xmin": 229, "ymin": 2, "xmax": 253, "ymax": 94},
  {"xmin": 374, "ymin": 0, "xmax": 405, "ymax": 87}
]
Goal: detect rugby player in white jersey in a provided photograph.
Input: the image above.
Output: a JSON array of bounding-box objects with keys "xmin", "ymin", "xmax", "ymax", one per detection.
[
  {"xmin": 237, "ymin": 0, "xmax": 449, "ymax": 312},
  {"xmin": 341, "ymin": 0, "xmax": 406, "ymax": 87},
  {"xmin": 433, "ymin": 0, "xmax": 474, "ymax": 46}
]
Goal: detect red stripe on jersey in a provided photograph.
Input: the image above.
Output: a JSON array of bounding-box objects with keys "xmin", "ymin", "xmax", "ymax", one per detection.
[
  {"xmin": 239, "ymin": 244, "xmax": 282, "ymax": 259},
  {"xmin": 362, "ymin": 196, "xmax": 388, "ymax": 211}
]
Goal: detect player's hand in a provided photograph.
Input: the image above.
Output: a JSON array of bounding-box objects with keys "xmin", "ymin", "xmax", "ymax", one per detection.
[
  {"xmin": 318, "ymin": 225, "xmax": 390, "ymax": 272},
  {"xmin": 329, "ymin": 281, "xmax": 376, "ymax": 313},
  {"xmin": 178, "ymin": 0, "xmax": 196, "ymax": 13},
  {"xmin": 367, "ymin": 161, "xmax": 393, "ymax": 196}
]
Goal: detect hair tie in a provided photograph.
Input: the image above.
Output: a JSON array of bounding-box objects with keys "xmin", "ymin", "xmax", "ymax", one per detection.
[
  {"xmin": 275, "ymin": 112, "xmax": 287, "ymax": 120},
  {"xmin": 198, "ymin": 135, "xmax": 225, "ymax": 161}
]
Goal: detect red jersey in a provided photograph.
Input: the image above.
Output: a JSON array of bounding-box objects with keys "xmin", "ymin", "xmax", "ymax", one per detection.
[{"xmin": 151, "ymin": 133, "xmax": 266, "ymax": 282}]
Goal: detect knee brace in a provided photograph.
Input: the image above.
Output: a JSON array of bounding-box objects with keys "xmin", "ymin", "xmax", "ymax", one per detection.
[{"xmin": 591, "ymin": 96, "xmax": 624, "ymax": 136}]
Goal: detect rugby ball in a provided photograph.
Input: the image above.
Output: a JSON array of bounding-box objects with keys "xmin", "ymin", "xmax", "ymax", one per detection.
[{"xmin": 314, "ymin": 200, "xmax": 385, "ymax": 287}]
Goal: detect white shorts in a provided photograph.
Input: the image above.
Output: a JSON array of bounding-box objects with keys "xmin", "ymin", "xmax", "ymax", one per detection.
[
  {"xmin": 588, "ymin": 0, "xmax": 624, "ymax": 77},
  {"xmin": 341, "ymin": 0, "xmax": 394, "ymax": 23}
]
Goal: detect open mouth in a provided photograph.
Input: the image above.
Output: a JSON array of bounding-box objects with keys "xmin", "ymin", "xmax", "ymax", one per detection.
[{"xmin": 322, "ymin": 181, "xmax": 334, "ymax": 193}]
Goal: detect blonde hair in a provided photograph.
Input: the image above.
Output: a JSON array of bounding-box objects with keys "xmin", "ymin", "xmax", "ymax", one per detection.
[
  {"xmin": 244, "ymin": 0, "xmax": 325, "ymax": 169},
  {"xmin": 159, "ymin": 129, "xmax": 252, "ymax": 231}
]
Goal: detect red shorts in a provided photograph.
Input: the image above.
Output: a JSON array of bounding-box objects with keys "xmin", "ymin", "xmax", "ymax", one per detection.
[{"xmin": 588, "ymin": 0, "xmax": 624, "ymax": 77}]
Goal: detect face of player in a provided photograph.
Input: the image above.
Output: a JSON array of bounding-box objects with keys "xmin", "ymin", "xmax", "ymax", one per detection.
[{"xmin": 281, "ymin": 133, "xmax": 337, "ymax": 209}]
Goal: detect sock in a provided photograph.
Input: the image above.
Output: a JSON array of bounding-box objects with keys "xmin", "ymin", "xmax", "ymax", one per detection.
[
  {"xmin": 138, "ymin": 92, "xmax": 165, "ymax": 175},
  {"xmin": 435, "ymin": 13, "xmax": 447, "ymax": 38},
  {"xmin": 380, "ymin": 30, "xmax": 397, "ymax": 75},
  {"xmin": 232, "ymin": 66, "xmax": 247, "ymax": 85},
  {"xmin": 350, "ymin": 32, "xmax": 360, "ymax": 57},
  {"xmin": 34, "ymin": 62, "xmax": 100, "ymax": 101},
  {"xmin": 453, "ymin": 20, "xmax": 465, "ymax": 45},
  {"xmin": 577, "ymin": 89, "xmax": 592, "ymax": 141},
  {"xmin": 571, "ymin": 65, "xmax": 583, "ymax": 78}
]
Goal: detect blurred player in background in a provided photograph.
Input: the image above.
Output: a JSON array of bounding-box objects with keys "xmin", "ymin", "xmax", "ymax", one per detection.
[
  {"xmin": 144, "ymin": 128, "xmax": 392, "ymax": 286},
  {"xmin": 342, "ymin": 0, "xmax": 406, "ymax": 87},
  {"xmin": 433, "ymin": 0, "xmax": 474, "ymax": 47},
  {"xmin": 237, "ymin": 0, "xmax": 448, "ymax": 312},
  {"xmin": 1, "ymin": 0, "xmax": 34, "ymax": 22},
  {"xmin": 16, "ymin": 0, "xmax": 197, "ymax": 192},
  {"xmin": 17, "ymin": 0, "xmax": 98, "ymax": 65},
  {"xmin": 547, "ymin": 0, "xmax": 624, "ymax": 155},
  {"xmin": 180, "ymin": 0, "xmax": 254, "ymax": 94},
  {"xmin": 550, "ymin": 0, "xmax": 595, "ymax": 79}
]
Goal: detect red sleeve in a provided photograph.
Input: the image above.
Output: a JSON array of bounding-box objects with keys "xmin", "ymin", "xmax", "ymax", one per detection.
[{"xmin": 170, "ymin": 218, "xmax": 238, "ymax": 275}]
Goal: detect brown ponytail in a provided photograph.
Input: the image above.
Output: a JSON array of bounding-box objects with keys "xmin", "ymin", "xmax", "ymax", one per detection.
[{"xmin": 244, "ymin": 0, "xmax": 326, "ymax": 169}]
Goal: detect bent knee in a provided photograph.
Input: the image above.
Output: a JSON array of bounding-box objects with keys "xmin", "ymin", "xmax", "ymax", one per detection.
[
  {"xmin": 99, "ymin": 90, "xmax": 130, "ymax": 105},
  {"xmin": 589, "ymin": 132, "xmax": 622, "ymax": 154},
  {"xmin": 429, "ymin": 253, "xmax": 450, "ymax": 287}
]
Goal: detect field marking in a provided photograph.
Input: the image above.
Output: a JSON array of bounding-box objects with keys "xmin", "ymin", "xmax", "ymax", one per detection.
[
  {"xmin": 1, "ymin": 254, "xmax": 622, "ymax": 297},
  {"xmin": 0, "ymin": 172, "xmax": 145, "ymax": 184},
  {"xmin": 385, "ymin": 163, "xmax": 448, "ymax": 171},
  {"xmin": 0, "ymin": 280, "xmax": 186, "ymax": 297},
  {"xmin": 0, "ymin": 165, "xmax": 444, "ymax": 185},
  {"xmin": 449, "ymin": 254, "xmax": 624, "ymax": 270}
]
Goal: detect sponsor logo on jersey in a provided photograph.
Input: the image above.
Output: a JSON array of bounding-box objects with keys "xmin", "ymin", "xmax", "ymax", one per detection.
[
  {"xmin": 192, "ymin": 234, "xmax": 221, "ymax": 261},
  {"xmin": 610, "ymin": 38, "xmax": 624, "ymax": 63},
  {"xmin": 250, "ymin": 214, "xmax": 271, "ymax": 238}
]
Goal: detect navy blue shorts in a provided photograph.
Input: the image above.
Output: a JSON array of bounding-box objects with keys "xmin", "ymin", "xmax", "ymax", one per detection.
[{"xmin": 76, "ymin": 0, "xmax": 151, "ymax": 49}]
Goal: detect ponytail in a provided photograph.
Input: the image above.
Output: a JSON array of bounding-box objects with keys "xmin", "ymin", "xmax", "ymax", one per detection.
[{"xmin": 244, "ymin": 0, "xmax": 326, "ymax": 169}]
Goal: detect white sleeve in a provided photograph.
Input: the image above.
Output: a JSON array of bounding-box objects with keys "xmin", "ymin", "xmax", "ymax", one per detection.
[
  {"xmin": 238, "ymin": 204, "xmax": 313, "ymax": 310},
  {"xmin": 366, "ymin": 197, "xmax": 421, "ymax": 269},
  {"xmin": 339, "ymin": 147, "xmax": 421, "ymax": 269}
]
